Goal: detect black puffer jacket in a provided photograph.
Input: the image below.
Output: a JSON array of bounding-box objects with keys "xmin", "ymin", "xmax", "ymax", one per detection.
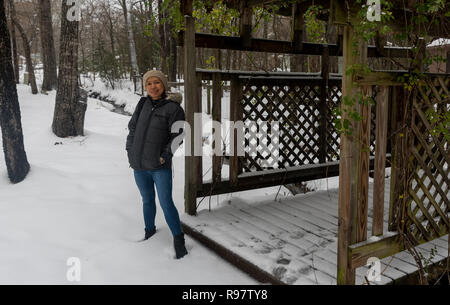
[{"xmin": 126, "ymin": 93, "xmax": 185, "ymax": 170}]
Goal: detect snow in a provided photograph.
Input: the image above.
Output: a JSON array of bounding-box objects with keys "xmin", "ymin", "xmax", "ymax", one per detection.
[
  {"xmin": 0, "ymin": 84, "xmax": 258, "ymax": 284},
  {"xmin": 427, "ymin": 38, "xmax": 450, "ymax": 47},
  {"xmin": 0, "ymin": 73, "xmax": 342, "ymax": 284}
]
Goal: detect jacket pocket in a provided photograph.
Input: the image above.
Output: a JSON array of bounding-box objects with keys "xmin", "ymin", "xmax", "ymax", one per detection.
[
  {"xmin": 145, "ymin": 126, "xmax": 169, "ymax": 143},
  {"xmin": 142, "ymin": 142, "xmax": 163, "ymax": 168}
]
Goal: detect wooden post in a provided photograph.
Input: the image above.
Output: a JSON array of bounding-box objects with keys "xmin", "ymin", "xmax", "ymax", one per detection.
[
  {"xmin": 319, "ymin": 45, "xmax": 329, "ymax": 163},
  {"xmin": 183, "ymin": 0, "xmax": 198, "ymax": 216},
  {"xmin": 196, "ymin": 73, "xmax": 203, "ymax": 187},
  {"xmin": 373, "ymin": 86, "xmax": 389, "ymax": 236},
  {"xmin": 206, "ymin": 82, "xmax": 211, "ymax": 115},
  {"xmin": 212, "ymin": 73, "xmax": 222, "ymax": 184},
  {"xmin": 240, "ymin": 1, "xmax": 252, "ymax": 49},
  {"xmin": 337, "ymin": 24, "xmax": 370, "ymax": 285},
  {"xmin": 357, "ymin": 84, "xmax": 371, "ymax": 242},
  {"xmin": 446, "ymin": 51, "xmax": 450, "ymax": 73},
  {"xmin": 388, "ymin": 86, "xmax": 405, "ymax": 231},
  {"xmin": 229, "ymin": 76, "xmax": 243, "ymax": 186},
  {"xmin": 291, "ymin": 3, "xmax": 304, "ymax": 53}
]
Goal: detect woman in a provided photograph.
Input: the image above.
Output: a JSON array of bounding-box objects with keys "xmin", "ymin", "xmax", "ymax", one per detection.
[{"xmin": 126, "ymin": 70, "xmax": 187, "ymax": 259}]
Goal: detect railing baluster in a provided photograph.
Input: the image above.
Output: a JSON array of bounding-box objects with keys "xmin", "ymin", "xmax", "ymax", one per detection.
[{"xmin": 373, "ymin": 86, "xmax": 389, "ymax": 237}]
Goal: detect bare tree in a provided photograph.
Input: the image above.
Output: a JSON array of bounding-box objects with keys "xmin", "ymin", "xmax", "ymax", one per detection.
[
  {"xmin": 52, "ymin": 0, "xmax": 86, "ymax": 137},
  {"xmin": 158, "ymin": 0, "xmax": 168, "ymax": 75},
  {"xmin": 6, "ymin": 0, "xmax": 19, "ymax": 83},
  {"xmin": 0, "ymin": 0, "xmax": 30, "ymax": 183},
  {"xmin": 12, "ymin": 17, "xmax": 38, "ymax": 94},
  {"xmin": 38, "ymin": 0, "xmax": 58, "ymax": 91},
  {"xmin": 118, "ymin": 0, "xmax": 139, "ymax": 77}
]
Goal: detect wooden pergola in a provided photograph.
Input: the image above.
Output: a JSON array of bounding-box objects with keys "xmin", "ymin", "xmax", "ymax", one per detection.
[{"xmin": 180, "ymin": 0, "xmax": 449, "ymax": 285}]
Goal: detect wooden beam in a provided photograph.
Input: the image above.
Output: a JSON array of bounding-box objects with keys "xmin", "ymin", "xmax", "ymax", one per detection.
[
  {"xmin": 291, "ymin": 3, "xmax": 304, "ymax": 53},
  {"xmin": 354, "ymin": 71, "xmax": 404, "ymax": 86},
  {"xmin": 337, "ymin": 23, "xmax": 372, "ymax": 285},
  {"xmin": 197, "ymin": 156, "xmax": 387, "ymax": 199},
  {"xmin": 349, "ymin": 233, "xmax": 403, "ymax": 269},
  {"xmin": 355, "ymin": 34, "xmax": 371, "ymax": 244},
  {"xmin": 198, "ymin": 160, "xmax": 341, "ymax": 197},
  {"xmin": 196, "ymin": 69, "xmax": 340, "ymax": 81},
  {"xmin": 229, "ymin": 76, "xmax": 243, "ymax": 186},
  {"xmin": 240, "ymin": 1, "xmax": 252, "ymax": 48},
  {"xmin": 177, "ymin": 32, "xmax": 413, "ymax": 58},
  {"xmin": 372, "ymin": 86, "xmax": 389, "ymax": 237},
  {"xmin": 212, "ymin": 73, "xmax": 222, "ymax": 185},
  {"xmin": 337, "ymin": 24, "xmax": 356, "ymax": 286},
  {"xmin": 357, "ymin": 85, "xmax": 371, "ymax": 242},
  {"xmin": 183, "ymin": 10, "xmax": 198, "ymax": 216}
]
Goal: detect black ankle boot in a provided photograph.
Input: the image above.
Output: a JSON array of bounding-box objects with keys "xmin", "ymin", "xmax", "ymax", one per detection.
[
  {"xmin": 174, "ymin": 233, "xmax": 188, "ymax": 259},
  {"xmin": 144, "ymin": 227, "xmax": 156, "ymax": 240}
]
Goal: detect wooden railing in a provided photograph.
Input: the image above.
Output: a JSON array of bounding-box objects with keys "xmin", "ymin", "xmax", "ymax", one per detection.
[
  {"xmin": 188, "ymin": 69, "xmax": 391, "ymax": 201},
  {"xmin": 340, "ymin": 73, "xmax": 449, "ymax": 284}
]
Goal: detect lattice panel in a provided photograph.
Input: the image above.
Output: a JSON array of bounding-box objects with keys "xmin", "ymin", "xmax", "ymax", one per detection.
[
  {"xmin": 327, "ymin": 83, "xmax": 342, "ymax": 161},
  {"xmin": 405, "ymin": 76, "xmax": 450, "ymax": 244},
  {"xmin": 241, "ymin": 80, "xmax": 327, "ymax": 172},
  {"xmin": 240, "ymin": 79, "xmax": 380, "ymax": 172}
]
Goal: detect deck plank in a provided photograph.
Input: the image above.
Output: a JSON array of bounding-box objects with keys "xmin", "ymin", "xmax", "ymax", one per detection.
[{"xmin": 182, "ymin": 179, "xmax": 448, "ymax": 285}]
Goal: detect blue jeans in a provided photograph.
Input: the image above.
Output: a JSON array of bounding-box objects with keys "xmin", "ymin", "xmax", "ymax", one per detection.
[{"xmin": 133, "ymin": 168, "xmax": 182, "ymax": 237}]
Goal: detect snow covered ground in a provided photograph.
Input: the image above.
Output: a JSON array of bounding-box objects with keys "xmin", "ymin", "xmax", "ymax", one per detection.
[
  {"xmin": 0, "ymin": 84, "xmax": 261, "ymax": 284},
  {"xmin": 0, "ymin": 74, "xmax": 342, "ymax": 284}
]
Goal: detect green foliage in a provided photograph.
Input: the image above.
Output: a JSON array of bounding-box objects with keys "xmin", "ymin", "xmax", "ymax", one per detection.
[
  {"xmin": 304, "ymin": 5, "xmax": 326, "ymax": 43},
  {"xmin": 253, "ymin": 7, "xmax": 273, "ymax": 34},
  {"xmin": 91, "ymin": 39, "xmax": 123, "ymax": 89},
  {"xmin": 192, "ymin": 0, "xmax": 239, "ymax": 35},
  {"xmin": 338, "ymin": 0, "xmax": 449, "ymax": 142},
  {"xmin": 205, "ymin": 55, "xmax": 216, "ymax": 69},
  {"xmin": 161, "ymin": 0, "xmax": 183, "ymax": 36},
  {"xmin": 426, "ymin": 105, "xmax": 450, "ymax": 142}
]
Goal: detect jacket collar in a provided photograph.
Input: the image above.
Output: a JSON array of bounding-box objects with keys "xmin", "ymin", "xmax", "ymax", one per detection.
[{"xmin": 147, "ymin": 93, "xmax": 169, "ymax": 109}]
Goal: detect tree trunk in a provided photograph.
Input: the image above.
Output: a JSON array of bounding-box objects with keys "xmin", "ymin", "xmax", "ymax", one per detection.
[
  {"xmin": 106, "ymin": 3, "xmax": 118, "ymax": 79},
  {"xmin": 263, "ymin": 15, "xmax": 268, "ymax": 70},
  {"xmin": 158, "ymin": 0, "xmax": 168, "ymax": 75},
  {"xmin": 6, "ymin": 0, "xmax": 19, "ymax": 83},
  {"xmin": 52, "ymin": 1, "xmax": 86, "ymax": 137},
  {"xmin": 38, "ymin": 0, "xmax": 58, "ymax": 91},
  {"xmin": 226, "ymin": 49, "xmax": 231, "ymax": 70},
  {"xmin": 169, "ymin": 35, "xmax": 177, "ymax": 82},
  {"xmin": 121, "ymin": 0, "xmax": 139, "ymax": 78},
  {"xmin": 0, "ymin": 0, "xmax": 30, "ymax": 183},
  {"xmin": 12, "ymin": 18, "xmax": 38, "ymax": 94},
  {"xmin": 327, "ymin": 23, "xmax": 339, "ymax": 73},
  {"xmin": 272, "ymin": 13, "xmax": 278, "ymax": 70},
  {"xmin": 165, "ymin": 0, "xmax": 177, "ymax": 82}
]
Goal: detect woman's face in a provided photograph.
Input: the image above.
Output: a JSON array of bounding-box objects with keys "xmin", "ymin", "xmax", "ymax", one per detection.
[{"xmin": 146, "ymin": 76, "xmax": 165, "ymax": 100}]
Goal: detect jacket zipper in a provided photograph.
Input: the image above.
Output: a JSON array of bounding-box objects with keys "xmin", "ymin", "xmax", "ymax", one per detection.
[
  {"xmin": 138, "ymin": 98, "xmax": 169, "ymax": 169},
  {"xmin": 139, "ymin": 104, "xmax": 156, "ymax": 169}
]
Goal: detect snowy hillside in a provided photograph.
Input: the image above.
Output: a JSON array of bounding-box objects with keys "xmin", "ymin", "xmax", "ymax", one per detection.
[{"xmin": 0, "ymin": 84, "xmax": 258, "ymax": 284}]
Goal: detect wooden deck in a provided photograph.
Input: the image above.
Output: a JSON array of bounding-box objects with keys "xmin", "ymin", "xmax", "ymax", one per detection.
[{"xmin": 181, "ymin": 180, "xmax": 449, "ymax": 285}]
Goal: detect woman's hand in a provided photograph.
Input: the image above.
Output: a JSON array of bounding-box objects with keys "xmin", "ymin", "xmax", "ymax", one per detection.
[{"xmin": 160, "ymin": 157, "xmax": 165, "ymax": 164}]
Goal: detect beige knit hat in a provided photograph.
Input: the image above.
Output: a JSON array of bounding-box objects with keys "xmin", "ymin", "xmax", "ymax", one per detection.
[{"xmin": 143, "ymin": 70, "xmax": 169, "ymax": 92}]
